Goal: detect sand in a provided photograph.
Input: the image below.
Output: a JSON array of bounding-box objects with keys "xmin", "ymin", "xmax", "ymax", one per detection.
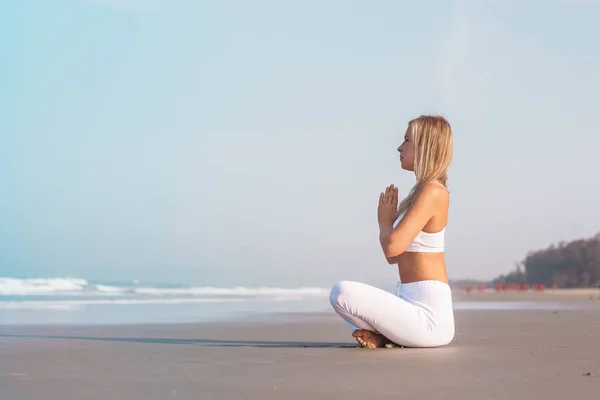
[
  {"xmin": 452, "ymin": 287, "xmax": 600, "ymax": 302},
  {"xmin": 1, "ymin": 308, "xmax": 600, "ymax": 400}
]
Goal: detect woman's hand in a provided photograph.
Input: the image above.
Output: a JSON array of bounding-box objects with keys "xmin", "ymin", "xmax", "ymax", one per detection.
[{"xmin": 378, "ymin": 184, "xmax": 398, "ymax": 228}]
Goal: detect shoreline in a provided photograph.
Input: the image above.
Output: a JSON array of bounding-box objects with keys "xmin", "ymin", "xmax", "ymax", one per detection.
[
  {"xmin": 452, "ymin": 287, "xmax": 600, "ymax": 302},
  {"xmin": 1, "ymin": 288, "xmax": 600, "ymax": 327},
  {"xmin": 2, "ymin": 299, "xmax": 600, "ymax": 327}
]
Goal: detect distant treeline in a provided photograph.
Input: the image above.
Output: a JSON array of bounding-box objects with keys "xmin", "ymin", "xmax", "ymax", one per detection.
[{"xmin": 492, "ymin": 233, "xmax": 600, "ymax": 288}]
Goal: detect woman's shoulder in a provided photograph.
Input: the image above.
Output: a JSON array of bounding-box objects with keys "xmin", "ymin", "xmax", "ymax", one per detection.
[
  {"xmin": 420, "ymin": 182, "xmax": 449, "ymax": 197},
  {"xmin": 414, "ymin": 182, "xmax": 449, "ymax": 213}
]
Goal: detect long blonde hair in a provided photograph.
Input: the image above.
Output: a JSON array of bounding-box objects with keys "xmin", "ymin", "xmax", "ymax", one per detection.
[{"xmin": 397, "ymin": 115, "xmax": 454, "ymax": 216}]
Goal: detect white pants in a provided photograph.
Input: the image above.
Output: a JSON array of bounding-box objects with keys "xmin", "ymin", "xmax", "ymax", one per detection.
[{"xmin": 329, "ymin": 280, "xmax": 455, "ymax": 348}]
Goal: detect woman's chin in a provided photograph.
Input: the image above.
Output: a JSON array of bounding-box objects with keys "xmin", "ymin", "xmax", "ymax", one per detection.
[{"xmin": 400, "ymin": 163, "xmax": 414, "ymax": 172}]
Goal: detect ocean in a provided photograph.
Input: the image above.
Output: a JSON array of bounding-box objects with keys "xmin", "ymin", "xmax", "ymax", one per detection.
[
  {"xmin": 0, "ymin": 277, "xmax": 333, "ymax": 325},
  {"xmin": 2, "ymin": 277, "xmax": 597, "ymax": 325}
]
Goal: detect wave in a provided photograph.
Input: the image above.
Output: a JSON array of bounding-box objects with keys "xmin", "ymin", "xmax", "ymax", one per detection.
[
  {"xmin": 0, "ymin": 277, "xmax": 89, "ymax": 295},
  {"xmin": 0, "ymin": 277, "xmax": 330, "ymax": 298},
  {"xmin": 0, "ymin": 297, "xmax": 250, "ymax": 310},
  {"xmin": 131, "ymin": 287, "xmax": 328, "ymax": 296}
]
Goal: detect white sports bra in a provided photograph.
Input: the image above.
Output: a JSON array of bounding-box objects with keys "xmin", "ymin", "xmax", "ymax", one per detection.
[
  {"xmin": 392, "ymin": 181, "xmax": 447, "ymax": 253},
  {"xmin": 393, "ymin": 214, "xmax": 445, "ymax": 253}
]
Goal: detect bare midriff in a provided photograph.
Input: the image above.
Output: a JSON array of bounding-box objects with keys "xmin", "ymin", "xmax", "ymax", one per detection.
[{"xmin": 396, "ymin": 252, "xmax": 448, "ymax": 284}]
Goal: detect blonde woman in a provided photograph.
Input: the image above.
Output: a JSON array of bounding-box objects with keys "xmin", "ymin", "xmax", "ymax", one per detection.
[{"xmin": 329, "ymin": 115, "xmax": 455, "ymax": 348}]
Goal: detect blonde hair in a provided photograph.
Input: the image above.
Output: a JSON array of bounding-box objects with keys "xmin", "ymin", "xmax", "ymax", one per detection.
[{"xmin": 397, "ymin": 115, "xmax": 454, "ymax": 216}]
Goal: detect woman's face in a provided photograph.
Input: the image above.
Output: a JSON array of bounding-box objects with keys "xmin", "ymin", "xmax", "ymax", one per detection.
[{"xmin": 397, "ymin": 127, "xmax": 415, "ymax": 171}]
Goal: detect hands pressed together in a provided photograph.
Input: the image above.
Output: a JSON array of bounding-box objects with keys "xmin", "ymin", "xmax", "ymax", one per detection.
[{"xmin": 377, "ymin": 184, "xmax": 398, "ymax": 228}]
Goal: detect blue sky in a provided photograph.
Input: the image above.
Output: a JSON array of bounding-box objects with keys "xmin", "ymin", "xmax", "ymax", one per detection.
[{"xmin": 1, "ymin": 0, "xmax": 599, "ymax": 286}]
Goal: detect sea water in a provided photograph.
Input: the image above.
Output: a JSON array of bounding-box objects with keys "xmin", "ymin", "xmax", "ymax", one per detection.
[
  {"xmin": 1, "ymin": 277, "xmax": 598, "ymax": 325},
  {"xmin": 0, "ymin": 277, "xmax": 333, "ymax": 325}
]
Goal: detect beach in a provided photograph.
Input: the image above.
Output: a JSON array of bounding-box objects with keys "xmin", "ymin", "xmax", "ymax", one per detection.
[
  {"xmin": 452, "ymin": 287, "xmax": 600, "ymax": 302},
  {"xmin": 2, "ymin": 303, "xmax": 600, "ymax": 400}
]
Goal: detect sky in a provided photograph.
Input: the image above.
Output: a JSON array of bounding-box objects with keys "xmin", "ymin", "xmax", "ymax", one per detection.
[{"xmin": 1, "ymin": 0, "xmax": 599, "ymax": 287}]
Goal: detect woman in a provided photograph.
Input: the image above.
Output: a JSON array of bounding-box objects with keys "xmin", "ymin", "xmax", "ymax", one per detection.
[{"xmin": 329, "ymin": 115, "xmax": 455, "ymax": 348}]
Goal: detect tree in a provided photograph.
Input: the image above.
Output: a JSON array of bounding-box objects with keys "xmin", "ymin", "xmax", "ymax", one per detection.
[{"xmin": 492, "ymin": 233, "xmax": 600, "ymax": 288}]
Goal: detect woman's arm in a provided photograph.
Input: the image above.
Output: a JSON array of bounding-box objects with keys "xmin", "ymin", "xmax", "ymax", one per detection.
[{"xmin": 378, "ymin": 184, "xmax": 443, "ymax": 260}]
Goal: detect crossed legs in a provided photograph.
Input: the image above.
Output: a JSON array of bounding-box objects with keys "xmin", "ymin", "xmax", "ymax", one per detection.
[{"xmin": 329, "ymin": 280, "xmax": 437, "ymax": 348}]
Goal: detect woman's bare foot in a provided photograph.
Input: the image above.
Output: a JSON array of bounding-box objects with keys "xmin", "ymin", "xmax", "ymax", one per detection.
[{"xmin": 352, "ymin": 329, "xmax": 392, "ymax": 348}]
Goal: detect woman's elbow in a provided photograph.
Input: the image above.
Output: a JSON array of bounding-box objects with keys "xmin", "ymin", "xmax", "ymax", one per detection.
[
  {"xmin": 379, "ymin": 234, "xmax": 407, "ymax": 260},
  {"xmin": 382, "ymin": 245, "xmax": 405, "ymax": 261},
  {"xmin": 385, "ymin": 255, "xmax": 401, "ymax": 264}
]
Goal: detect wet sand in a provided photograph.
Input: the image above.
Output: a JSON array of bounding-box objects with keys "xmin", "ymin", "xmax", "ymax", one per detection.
[
  {"xmin": 2, "ymin": 308, "xmax": 600, "ymax": 400},
  {"xmin": 452, "ymin": 287, "xmax": 600, "ymax": 302}
]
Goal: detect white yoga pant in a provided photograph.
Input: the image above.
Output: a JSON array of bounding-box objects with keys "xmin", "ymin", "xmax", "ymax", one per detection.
[{"xmin": 329, "ymin": 280, "xmax": 455, "ymax": 348}]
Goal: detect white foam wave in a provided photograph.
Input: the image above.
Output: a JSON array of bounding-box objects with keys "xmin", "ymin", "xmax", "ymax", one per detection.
[
  {"xmin": 0, "ymin": 277, "xmax": 88, "ymax": 295},
  {"xmin": 0, "ymin": 277, "xmax": 330, "ymax": 298},
  {"xmin": 95, "ymin": 284, "xmax": 128, "ymax": 293},
  {"xmin": 0, "ymin": 297, "xmax": 260, "ymax": 309},
  {"xmin": 132, "ymin": 286, "xmax": 328, "ymax": 296}
]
